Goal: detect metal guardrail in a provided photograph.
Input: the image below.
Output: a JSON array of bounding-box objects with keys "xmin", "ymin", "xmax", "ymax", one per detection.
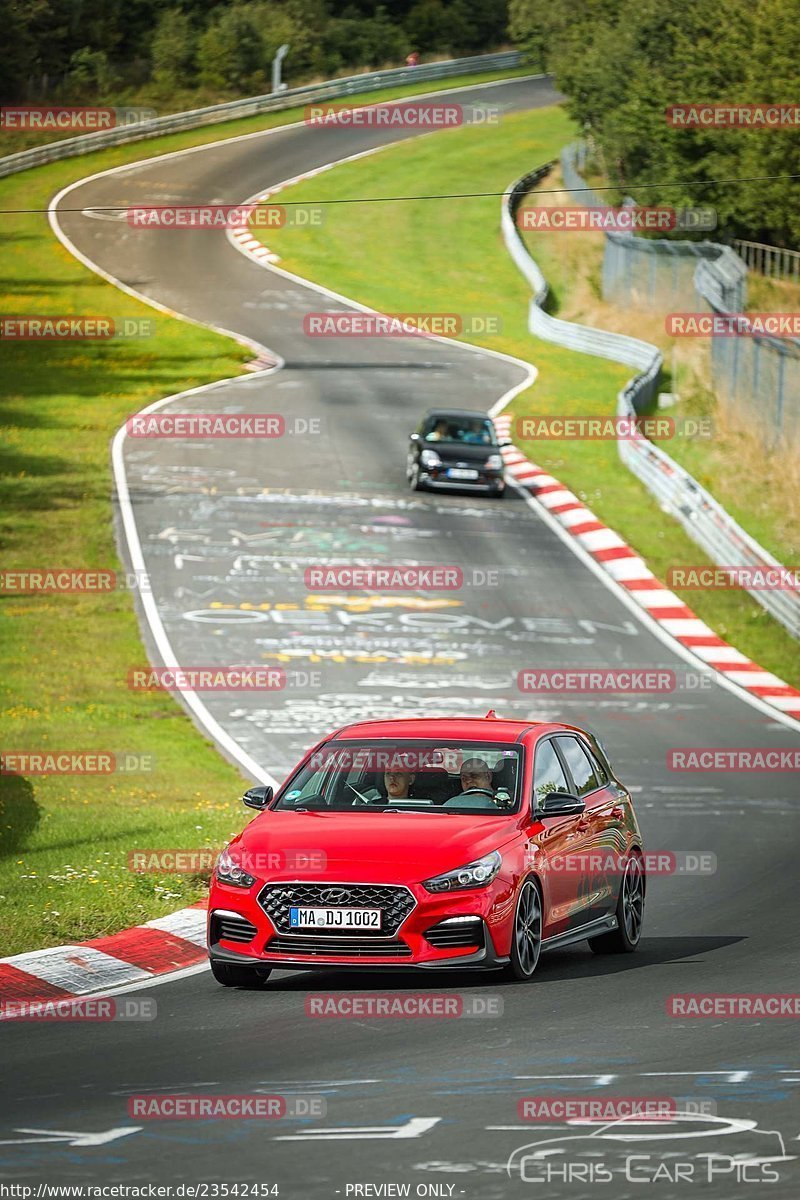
[
  {"xmin": 502, "ymin": 161, "xmax": 800, "ymax": 641},
  {"xmin": 732, "ymin": 238, "xmax": 800, "ymax": 283},
  {"xmin": 0, "ymin": 51, "xmax": 523, "ymax": 180}
]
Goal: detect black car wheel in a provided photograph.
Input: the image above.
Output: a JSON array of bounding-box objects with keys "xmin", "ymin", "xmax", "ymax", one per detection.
[
  {"xmin": 504, "ymin": 878, "xmax": 542, "ymax": 981},
  {"xmin": 210, "ymin": 959, "xmax": 272, "ymax": 988},
  {"xmin": 588, "ymin": 852, "xmax": 644, "ymax": 954}
]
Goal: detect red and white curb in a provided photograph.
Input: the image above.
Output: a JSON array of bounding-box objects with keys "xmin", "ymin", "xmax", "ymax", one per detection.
[
  {"xmin": 0, "ymin": 903, "xmax": 208, "ymax": 1010},
  {"xmin": 495, "ymin": 414, "xmax": 800, "ymax": 721}
]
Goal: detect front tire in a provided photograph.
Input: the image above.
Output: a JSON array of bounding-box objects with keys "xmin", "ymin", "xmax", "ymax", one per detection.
[
  {"xmin": 409, "ymin": 463, "xmax": 425, "ymax": 492},
  {"xmin": 588, "ymin": 852, "xmax": 644, "ymax": 954},
  {"xmin": 210, "ymin": 959, "xmax": 272, "ymax": 988},
  {"xmin": 504, "ymin": 878, "xmax": 542, "ymax": 981}
]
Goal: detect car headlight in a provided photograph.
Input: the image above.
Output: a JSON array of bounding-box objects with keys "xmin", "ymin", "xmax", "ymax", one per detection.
[
  {"xmin": 485, "ymin": 454, "xmax": 503, "ymax": 470},
  {"xmin": 423, "ymin": 850, "xmax": 502, "ymax": 893},
  {"xmin": 420, "ymin": 449, "xmax": 441, "ymax": 467},
  {"xmin": 215, "ymin": 846, "xmax": 256, "ymax": 888}
]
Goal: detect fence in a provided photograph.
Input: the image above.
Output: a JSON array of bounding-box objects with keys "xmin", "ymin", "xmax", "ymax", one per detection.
[
  {"xmin": 0, "ymin": 51, "xmax": 523, "ymax": 180},
  {"xmin": 502, "ymin": 162, "xmax": 800, "ymax": 641},
  {"xmin": 732, "ymin": 238, "xmax": 800, "ymax": 283},
  {"xmin": 561, "ymin": 142, "xmax": 800, "ymax": 449}
]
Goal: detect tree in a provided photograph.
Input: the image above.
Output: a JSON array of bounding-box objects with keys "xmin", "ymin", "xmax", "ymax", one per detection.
[
  {"xmin": 196, "ymin": 4, "xmax": 266, "ymax": 91},
  {"xmin": 150, "ymin": 8, "xmax": 196, "ymax": 91}
]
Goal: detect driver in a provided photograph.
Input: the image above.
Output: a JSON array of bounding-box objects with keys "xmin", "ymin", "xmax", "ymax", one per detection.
[
  {"xmin": 460, "ymin": 758, "xmax": 494, "ymax": 794},
  {"xmin": 443, "ymin": 758, "xmax": 499, "ymax": 808}
]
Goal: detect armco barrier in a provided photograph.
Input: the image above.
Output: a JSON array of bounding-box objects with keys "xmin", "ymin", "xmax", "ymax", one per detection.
[
  {"xmin": 502, "ymin": 163, "xmax": 800, "ymax": 640},
  {"xmin": 0, "ymin": 52, "xmax": 523, "ymax": 179}
]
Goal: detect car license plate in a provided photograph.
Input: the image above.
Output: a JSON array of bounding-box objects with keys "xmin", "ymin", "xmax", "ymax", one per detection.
[
  {"xmin": 447, "ymin": 467, "xmax": 478, "ymax": 480},
  {"xmin": 289, "ymin": 906, "xmax": 381, "ymax": 929}
]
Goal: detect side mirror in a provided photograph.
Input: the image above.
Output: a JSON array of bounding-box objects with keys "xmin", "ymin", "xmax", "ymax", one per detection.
[
  {"xmin": 243, "ymin": 785, "xmax": 274, "ymax": 810},
  {"xmin": 409, "ymin": 432, "xmax": 420, "ymax": 442},
  {"xmin": 539, "ymin": 791, "xmax": 585, "ymax": 817},
  {"xmin": 499, "ymin": 438, "xmax": 513, "ymax": 448}
]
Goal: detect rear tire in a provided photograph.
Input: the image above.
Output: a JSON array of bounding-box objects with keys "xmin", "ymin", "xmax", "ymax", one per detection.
[
  {"xmin": 503, "ymin": 878, "xmax": 542, "ymax": 981},
  {"xmin": 588, "ymin": 852, "xmax": 644, "ymax": 954},
  {"xmin": 210, "ymin": 959, "xmax": 272, "ymax": 988}
]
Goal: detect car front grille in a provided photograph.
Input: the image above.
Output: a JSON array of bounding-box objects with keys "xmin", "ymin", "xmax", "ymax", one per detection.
[
  {"xmin": 210, "ymin": 912, "xmax": 259, "ymax": 944},
  {"xmin": 258, "ymin": 882, "xmax": 416, "ymax": 937},
  {"xmin": 265, "ymin": 935, "xmax": 412, "ymax": 959},
  {"xmin": 424, "ymin": 917, "xmax": 485, "ymax": 950}
]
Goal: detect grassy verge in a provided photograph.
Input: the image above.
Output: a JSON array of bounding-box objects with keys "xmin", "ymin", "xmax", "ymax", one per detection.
[
  {"xmin": 254, "ymin": 107, "xmax": 800, "ymax": 687},
  {"xmin": 0, "ymin": 65, "xmax": 528, "ymax": 957}
]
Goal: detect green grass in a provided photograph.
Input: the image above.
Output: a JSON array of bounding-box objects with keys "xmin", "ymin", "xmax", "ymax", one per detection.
[
  {"xmin": 0, "ymin": 65, "xmax": 529, "ymax": 957},
  {"xmin": 255, "ymin": 106, "xmax": 800, "ymax": 689}
]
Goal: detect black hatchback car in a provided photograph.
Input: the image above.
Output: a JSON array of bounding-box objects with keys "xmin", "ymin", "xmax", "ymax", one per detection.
[{"xmin": 407, "ymin": 409, "xmax": 506, "ymax": 496}]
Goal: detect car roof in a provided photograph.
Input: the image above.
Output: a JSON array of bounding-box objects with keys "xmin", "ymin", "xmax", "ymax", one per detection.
[
  {"xmin": 329, "ymin": 716, "xmax": 586, "ymax": 744},
  {"xmin": 422, "ymin": 409, "xmax": 494, "ymax": 420}
]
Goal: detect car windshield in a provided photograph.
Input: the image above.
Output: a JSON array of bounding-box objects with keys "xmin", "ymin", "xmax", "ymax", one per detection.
[
  {"xmin": 275, "ymin": 741, "xmax": 522, "ymax": 814},
  {"xmin": 423, "ymin": 415, "xmax": 497, "ymax": 446}
]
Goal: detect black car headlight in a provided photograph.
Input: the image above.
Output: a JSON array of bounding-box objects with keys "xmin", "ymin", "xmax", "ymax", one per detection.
[
  {"xmin": 423, "ymin": 850, "xmax": 502, "ymax": 893},
  {"xmin": 215, "ymin": 847, "xmax": 256, "ymax": 888}
]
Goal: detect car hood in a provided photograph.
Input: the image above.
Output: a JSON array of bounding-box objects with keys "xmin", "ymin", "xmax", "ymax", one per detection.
[
  {"xmin": 229, "ymin": 809, "xmax": 519, "ymax": 882},
  {"xmin": 429, "ymin": 443, "xmax": 499, "ymax": 465}
]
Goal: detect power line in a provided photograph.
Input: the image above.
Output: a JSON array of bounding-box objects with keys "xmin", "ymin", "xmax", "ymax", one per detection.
[{"xmin": 0, "ymin": 172, "xmax": 799, "ymax": 215}]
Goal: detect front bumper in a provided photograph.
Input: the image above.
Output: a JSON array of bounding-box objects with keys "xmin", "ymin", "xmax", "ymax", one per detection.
[
  {"xmin": 208, "ymin": 937, "xmax": 509, "ymax": 972},
  {"xmin": 207, "ymin": 877, "xmax": 513, "ymax": 971},
  {"xmin": 421, "ymin": 467, "xmax": 505, "ymax": 492}
]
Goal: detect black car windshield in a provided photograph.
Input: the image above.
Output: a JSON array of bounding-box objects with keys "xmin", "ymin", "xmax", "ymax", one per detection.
[
  {"xmin": 275, "ymin": 741, "xmax": 522, "ymax": 814},
  {"xmin": 423, "ymin": 415, "xmax": 497, "ymax": 446}
]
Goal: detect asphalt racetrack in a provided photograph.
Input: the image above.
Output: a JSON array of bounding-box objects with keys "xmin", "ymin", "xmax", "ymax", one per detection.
[{"xmin": 2, "ymin": 75, "xmax": 799, "ymax": 1197}]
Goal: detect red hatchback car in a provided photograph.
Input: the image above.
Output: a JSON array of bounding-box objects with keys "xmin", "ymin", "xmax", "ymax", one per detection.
[{"xmin": 207, "ymin": 714, "xmax": 645, "ymax": 986}]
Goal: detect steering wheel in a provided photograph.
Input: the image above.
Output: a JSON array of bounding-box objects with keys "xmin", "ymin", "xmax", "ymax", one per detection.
[
  {"xmin": 346, "ymin": 782, "xmax": 381, "ymax": 806},
  {"xmin": 459, "ymin": 788, "xmax": 496, "ymax": 800}
]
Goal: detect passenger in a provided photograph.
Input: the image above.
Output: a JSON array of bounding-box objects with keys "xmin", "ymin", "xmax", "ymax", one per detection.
[{"xmin": 384, "ymin": 768, "xmax": 415, "ymax": 799}]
